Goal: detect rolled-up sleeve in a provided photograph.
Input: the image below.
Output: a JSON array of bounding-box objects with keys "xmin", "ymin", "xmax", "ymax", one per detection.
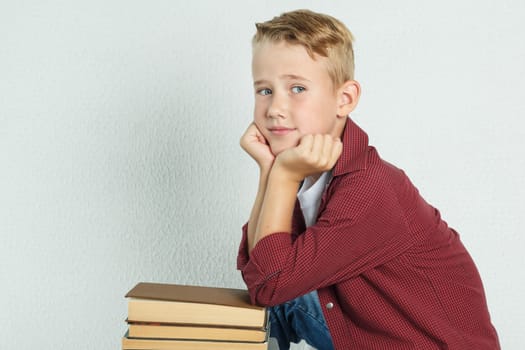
[
  {"xmin": 238, "ymin": 231, "xmax": 293, "ymax": 306},
  {"xmin": 236, "ymin": 223, "xmax": 250, "ymax": 271}
]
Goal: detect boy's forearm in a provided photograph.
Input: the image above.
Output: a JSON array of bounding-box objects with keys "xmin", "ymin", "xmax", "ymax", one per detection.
[
  {"xmin": 251, "ymin": 168, "xmax": 300, "ymax": 252},
  {"xmin": 247, "ymin": 167, "xmax": 271, "ymax": 253}
]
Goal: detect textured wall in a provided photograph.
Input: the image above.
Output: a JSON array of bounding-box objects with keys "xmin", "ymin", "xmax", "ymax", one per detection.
[{"xmin": 1, "ymin": 1, "xmax": 523, "ymax": 349}]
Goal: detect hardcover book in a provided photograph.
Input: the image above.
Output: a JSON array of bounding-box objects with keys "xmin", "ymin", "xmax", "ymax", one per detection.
[{"xmin": 125, "ymin": 282, "xmax": 267, "ymax": 329}]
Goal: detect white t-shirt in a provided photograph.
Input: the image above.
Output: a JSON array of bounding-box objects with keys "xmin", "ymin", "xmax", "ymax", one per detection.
[{"xmin": 297, "ymin": 171, "xmax": 332, "ymax": 227}]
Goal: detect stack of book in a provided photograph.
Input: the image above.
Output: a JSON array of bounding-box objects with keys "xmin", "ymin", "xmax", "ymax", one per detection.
[{"xmin": 122, "ymin": 282, "xmax": 269, "ymax": 349}]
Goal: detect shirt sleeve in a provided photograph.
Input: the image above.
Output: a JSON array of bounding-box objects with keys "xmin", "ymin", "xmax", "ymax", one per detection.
[
  {"xmin": 236, "ymin": 223, "xmax": 250, "ymax": 271},
  {"xmin": 240, "ymin": 170, "xmax": 419, "ymax": 306}
]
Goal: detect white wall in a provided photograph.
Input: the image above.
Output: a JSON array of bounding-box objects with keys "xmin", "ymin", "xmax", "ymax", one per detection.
[{"xmin": 1, "ymin": 1, "xmax": 523, "ymax": 349}]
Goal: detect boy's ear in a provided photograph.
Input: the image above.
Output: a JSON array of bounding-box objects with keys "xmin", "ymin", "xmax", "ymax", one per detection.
[{"xmin": 337, "ymin": 80, "xmax": 361, "ymax": 117}]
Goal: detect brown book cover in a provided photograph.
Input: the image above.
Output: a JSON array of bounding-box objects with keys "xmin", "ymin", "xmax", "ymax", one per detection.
[
  {"xmin": 125, "ymin": 282, "xmax": 266, "ymax": 328},
  {"xmin": 126, "ymin": 282, "xmax": 260, "ymax": 309}
]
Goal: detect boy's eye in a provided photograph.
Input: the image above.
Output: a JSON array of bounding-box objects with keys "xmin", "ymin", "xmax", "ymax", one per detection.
[
  {"xmin": 257, "ymin": 88, "xmax": 272, "ymax": 96},
  {"xmin": 291, "ymin": 86, "xmax": 305, "ymax": 94}
]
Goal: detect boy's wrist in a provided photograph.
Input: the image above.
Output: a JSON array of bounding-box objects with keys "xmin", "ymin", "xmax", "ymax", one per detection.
[
  {"xmin": 258, "ymin": 160, "xmax": 274, "ymax": 175},
  {"xmin": 269, "ymin": 164, "xmax": 304, "ymax": 186}
]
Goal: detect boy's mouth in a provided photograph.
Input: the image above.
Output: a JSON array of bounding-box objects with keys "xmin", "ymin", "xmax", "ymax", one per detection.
[{"xmin": 268, "ymin": 126, "xmax": 296, "ymax": 136}]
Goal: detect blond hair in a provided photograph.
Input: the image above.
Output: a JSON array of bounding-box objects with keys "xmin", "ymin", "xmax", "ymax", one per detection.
[{"xmin": 252, "ymin": 9, "xmax": 355, "ymax": 87}]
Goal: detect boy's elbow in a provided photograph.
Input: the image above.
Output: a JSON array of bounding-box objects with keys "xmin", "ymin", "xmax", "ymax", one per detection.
[
  {"xmin": 241, "ymin": 265, "xmax": 283, "ymax": 306},
  {"xmin": 247, "ymin": 279, "xmax": 297, "ymax": 307},
  {"xmin": 248, "ymin": 284, "xmax": 280, "ymax": 307}
]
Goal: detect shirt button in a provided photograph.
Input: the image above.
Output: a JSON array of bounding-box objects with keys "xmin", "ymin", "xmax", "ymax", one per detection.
[{"xmin": 326, "ymin": 302, "xmax": 334, "ymax": 309}]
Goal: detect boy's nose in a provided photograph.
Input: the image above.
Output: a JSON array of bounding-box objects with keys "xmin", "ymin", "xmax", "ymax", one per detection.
[{"xmin": 267, "ymin": 93, "xmax": 287, "ymax": 119}]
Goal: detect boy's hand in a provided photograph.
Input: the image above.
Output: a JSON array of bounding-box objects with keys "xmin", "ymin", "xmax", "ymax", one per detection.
[
  {"xmin": 240, "ymin": 123, "xmax": 275, "ymax": 170},
  {"xmin": 274, "ymin": 134, "xmax": 342, "ymax": 183}
]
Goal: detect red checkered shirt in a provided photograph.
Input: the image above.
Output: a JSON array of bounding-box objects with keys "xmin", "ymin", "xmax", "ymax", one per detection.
[{"xmin": 237, "ymin": 118, "xmax": 500, "ymax": 349}]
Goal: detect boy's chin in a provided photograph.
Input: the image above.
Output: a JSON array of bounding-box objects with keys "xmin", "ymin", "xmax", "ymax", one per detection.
[
  {"xmin": 269, "ymin": 140, "xmax": 300, "ymax": 156},
  {"xmin": 270, "ymin": 145, "xmax": 292, "ymax": 157}
]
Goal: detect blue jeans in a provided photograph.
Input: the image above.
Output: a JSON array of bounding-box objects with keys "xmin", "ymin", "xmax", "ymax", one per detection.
[{"xmin": 269, "ymin": 291, "xmax": 335, "ymax": 350}]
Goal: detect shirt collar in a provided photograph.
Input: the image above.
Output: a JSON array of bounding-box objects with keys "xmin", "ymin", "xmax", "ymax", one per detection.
[{"xmin": 332, "ymin": 117, "xmax": 369, "ymax": 177}]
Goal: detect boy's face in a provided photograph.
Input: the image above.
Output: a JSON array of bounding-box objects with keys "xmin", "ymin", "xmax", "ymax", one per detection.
[{"xmin": 252, "ymin": 41, "xmax": 344, "ymax": 156}]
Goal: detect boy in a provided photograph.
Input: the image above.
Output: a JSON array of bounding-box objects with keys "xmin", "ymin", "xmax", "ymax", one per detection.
[{"xmin": 237, "ymin": 9, "xmax": 500, "ymax": 350}]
